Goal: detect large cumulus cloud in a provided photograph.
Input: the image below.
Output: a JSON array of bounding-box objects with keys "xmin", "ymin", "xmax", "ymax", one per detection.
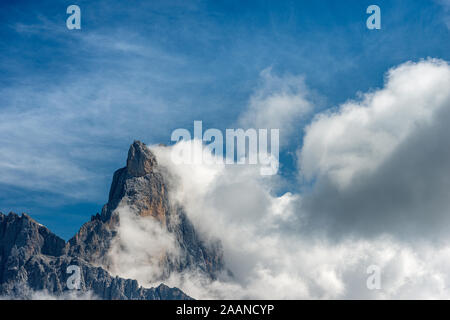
[
  {"xmin": 107, "ymin": 59, "xmax": 450, "ymax": 299},
  {"xmin": 299, "ymin": 59, "xmax": 450, "ymax": 239}
]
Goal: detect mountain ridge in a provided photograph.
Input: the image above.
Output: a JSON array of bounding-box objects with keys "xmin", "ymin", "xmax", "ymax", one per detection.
[
  {"xmin": 0, "ymin": 140, "xmax": 224, "ymax": 299},
  {"xmin": 0, "ymin": 211, "xmax": 190, "ymax": 299}
]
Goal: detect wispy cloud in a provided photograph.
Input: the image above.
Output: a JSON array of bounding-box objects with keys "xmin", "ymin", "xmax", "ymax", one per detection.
[
  {"xmin": 238, "ymin": 68, "xmax": 314, "ymax": 148},
  {"xmin": 437, "ymin": 0, "xmax": 450, "ymax": 29}
]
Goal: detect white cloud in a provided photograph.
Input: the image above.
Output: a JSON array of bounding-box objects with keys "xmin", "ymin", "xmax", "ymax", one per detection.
[
  {"xmin": 0, "ymin": 288, "xmax": 97, "ymax": 300},
  {"xmin": 107, "ymin": 205, "xmax": 181, "ymax": 283},
  {"xmin": 28, "ymin": 290, "xmax": 97, "ymax": 300},
  {"xmin": 143, "ymin": 139, "xmax": 450, "ymax": 299},
  {"xmin": 238, "ymin": 68, "xmax": 313, "ymax": 147},
  {"xmin": 102, "ymin": 58, "xmax": 450, "ymax": 299},
  {"xmin": 297, "ymin": 59, "xmax": 450, "ymax": 239},
  {"xmin": 300, "ymin": 59, "xmax": 450, "ymax": 189}
]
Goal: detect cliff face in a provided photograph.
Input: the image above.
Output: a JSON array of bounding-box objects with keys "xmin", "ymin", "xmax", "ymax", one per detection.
[
  {"xmin": 68, "ymin": 141, "xmax": 224, "ymax": 280},
  {"xmin": 0, "ymin": 212, "xmax": 188, "ymax": 299},
  {"xmin": 0, "ymin": 140, "xmax": 224, "ymax": 299}
]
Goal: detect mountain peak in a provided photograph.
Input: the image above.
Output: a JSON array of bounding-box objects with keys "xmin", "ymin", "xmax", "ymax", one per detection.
[
  {"xmin": 1, "ymin": 140, "xmax": 224, "ymax": 299},
  {"xmin": 126, "ymin": 140, "xmax": 157, "ymax": 177},
  {"xmin": 98, "ymin": 140, "xmax": 225, "ymax": 279},
  {"xmin": 101, "ymin": 140, "xmax": 162, "ymax": 222}
]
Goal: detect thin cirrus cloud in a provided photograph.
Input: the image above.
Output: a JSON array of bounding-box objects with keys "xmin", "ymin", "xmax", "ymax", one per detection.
[
  {"xmin": 0, "ymin": 21, "xmax": 198, "ymax": 204},
  {"xmin": 437, "ymin": 0, "xmax": 450, "ymax": 29},
  {"xmin": 0, "ymin": 71, "xmax": 173, "ymax": 201}
]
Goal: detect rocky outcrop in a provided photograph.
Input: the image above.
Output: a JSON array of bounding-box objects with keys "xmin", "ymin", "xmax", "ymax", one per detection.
[
  {"xmin": 0, "ymin": 140, "xmax": 224, "ymax": 299},
  {"xmin": 0, "ymin": 212, "xmax": 189, "ymax": 299},
  {"xmin": 68, "ymin": 141, "xmax": 224, "ymax": 279}
]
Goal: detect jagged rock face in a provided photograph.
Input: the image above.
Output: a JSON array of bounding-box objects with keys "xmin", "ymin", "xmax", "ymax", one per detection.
[
  {"xmin": 126, "ymin": 141, "xmax": 157, "ymax": 177},
  {"xmin": 0, "ymin": 212, "xmax": 189, "ymax": 299},
  {"xmin": 69, "ymin": 140, "xmax": 225, "ymax": 280},
  {"xmin": 100, "ymin": 141, "xmax": 171, "ymax": 224},
  {"xmin": 0, "ymin": 140, "xmax": 225, "ymax": 299},
  {"xmin": 66, "ymin": 215, "xmax": 116, "ymax": 267}
]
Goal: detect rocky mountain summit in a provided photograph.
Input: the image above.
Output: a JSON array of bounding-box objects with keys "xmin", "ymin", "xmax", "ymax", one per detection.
[{"xmin": 0, "ymin": 141, "xmax": 224, "ymax": 299}]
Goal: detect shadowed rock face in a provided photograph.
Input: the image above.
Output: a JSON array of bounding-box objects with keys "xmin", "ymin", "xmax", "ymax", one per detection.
[{"xmin": 0, "ymin": 140, "xmax": 224, "ymax": 299}]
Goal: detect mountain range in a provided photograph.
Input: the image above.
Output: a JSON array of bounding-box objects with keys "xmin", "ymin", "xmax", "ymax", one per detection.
[{"xmin": 0, "ymin": 141, "xmax": 224, "ymax": 299}]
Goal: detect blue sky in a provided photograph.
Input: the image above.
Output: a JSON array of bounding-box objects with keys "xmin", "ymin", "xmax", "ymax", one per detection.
[{"xmin": 0, "ymin": 0, "xmax": 449, "ymax": 239}]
